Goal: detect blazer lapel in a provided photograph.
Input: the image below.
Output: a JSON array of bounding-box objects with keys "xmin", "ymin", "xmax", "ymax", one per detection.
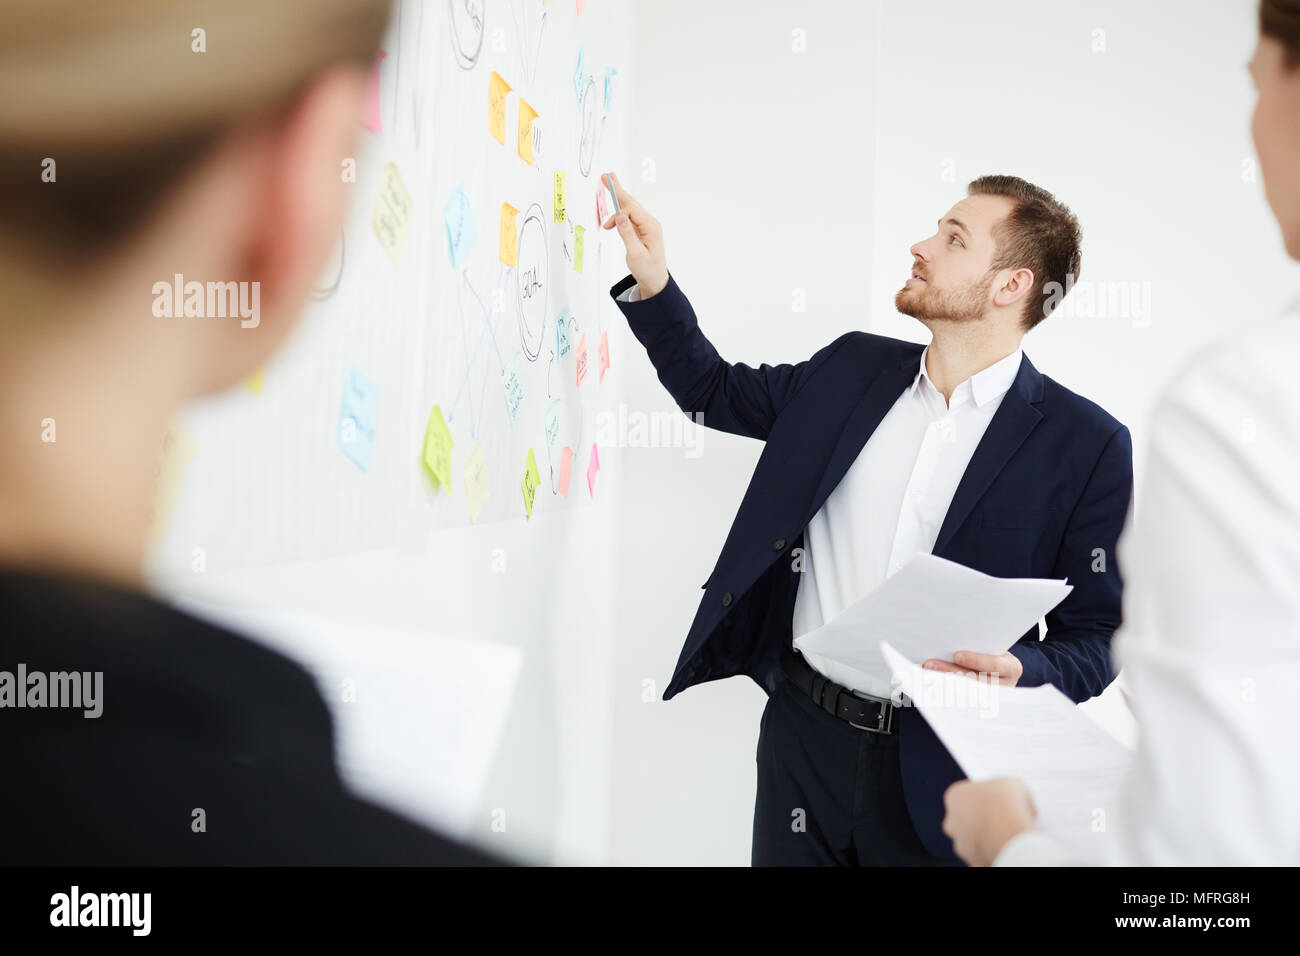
[
  {"xmin": 806, "ymin": 354, "xmax": 919, "ymax": 520},
  {"xmin": 932, "ymin": 353, "xmax": 1045, "ymax": 555}
]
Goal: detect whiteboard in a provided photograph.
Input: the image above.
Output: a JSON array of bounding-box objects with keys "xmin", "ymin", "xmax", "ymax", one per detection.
[
  {"xmin": 152, "ymin": 0, "xmax": 629, "ymax": 572},
  {"xmin": 147, "ymin": 0, "xmax": 632, "ymax": 862}
]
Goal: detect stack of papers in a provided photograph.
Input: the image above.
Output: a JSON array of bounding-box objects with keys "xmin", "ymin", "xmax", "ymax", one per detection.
[
  {"xmin": 882, "ymin": 642, "xmax": 1134, "ymax": 862},
  {"xmin": 793, "ymin": 553, "xmax": 1073, "ymax": 697}
]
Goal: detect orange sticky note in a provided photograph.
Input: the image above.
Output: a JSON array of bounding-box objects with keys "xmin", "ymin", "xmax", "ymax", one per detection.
[
  {"xmin": 558, "ymin": 446, "xmax": 574, "ymax": 498},
  {"xmin": 575, "ymin": 333, "xmax": 588, "ymax": 386},
  {"xmin": 489, "ymin": 71, "xmax": 511, "ymax": 145},
  {"xmin": 517, "ymin": 98, "xmax": 538, "ymax": 164},
  {"xmin": 598, "ymin": 330, "xmax": 610, "ymax": 382},
  {"xmin": 499, "ymin": 202, "xmax": 518, "ymax": 267}
]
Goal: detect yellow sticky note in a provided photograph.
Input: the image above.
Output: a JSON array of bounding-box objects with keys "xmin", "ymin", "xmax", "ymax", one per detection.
[
  {"xmin": 521, "ymin": 447, "xmax": 540, "ymax": 520},
  {"xmin": 422, "ymin": 404, "xmax": 454, "ymax": 494},
  {"xmin": 553, "ymin": 171, "xmax": 566, "ymax": 223},
  {"xmin": 517, "ymin": 98, "xmax": 537, "ymax": 164},
  {"xmin": 574, "ymin": 224, "xmax": 585, "ymax": 273},
  {"xmin": 371, "ymin": 162, "xmax": 413, "ymax": 266},
  {"xmin": 489, "ymin": 71, "xmax": 511, "ymax": 145},
  {"xmin": 242, "ymin": 367, "xmax": 264, "ymax": 396},
  {"xmin": 499, "ymin": 202, "xmax": 518, "ymax": 267},
  {"xmin": 150, "ymin": 424, "xmax": 197, "ymax": 543},
  {"xmin": 464, "ymin": 442, "xmax": 489, "ymax": 523}
]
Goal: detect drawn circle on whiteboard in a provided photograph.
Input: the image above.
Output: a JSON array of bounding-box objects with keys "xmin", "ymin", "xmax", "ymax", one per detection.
[
  {"xmin": 577, "ymin": 78, "xmax": 597, "ymax": 177},
  {"xmin": 310, "ymin": 230, "xmax": 345, "ymax": 301},
  {"xmin": 515, "ymin": 203, "xmax": 549, "ymax": 361},
  {"xmin": 448, "ymin": 0, "xmax": 485, "ymax": 69}
]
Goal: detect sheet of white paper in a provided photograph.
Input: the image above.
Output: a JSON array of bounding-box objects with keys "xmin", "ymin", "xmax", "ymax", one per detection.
[
  {"xmin": 175, "ymin": 598, "xmax": 523, "ymax": 841},
  {"xmin": 882, "ymin": 641, "xmax": 1133, "ymax": 863},
  {"xmin": 793, "ymin": 553, "xmax": 1072, "ymax": 696}
]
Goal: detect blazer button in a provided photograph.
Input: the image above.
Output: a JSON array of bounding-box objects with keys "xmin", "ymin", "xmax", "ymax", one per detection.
[
  {"xmin": 722, "ymin": 592, "xmax": 733, "ymax": 607},
  {"xmin": 772, "ymin": 538, "xmax": 786, "ymax": 551}
]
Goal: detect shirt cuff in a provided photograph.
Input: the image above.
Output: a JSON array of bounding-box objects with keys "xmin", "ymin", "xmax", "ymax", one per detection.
[
  {"xmin": 993, "ymin": 830, "xmax": 1079, "ymax": 867},
  {"xmin": 617, "ymin": 283, "xmax": 641, "ymax": 303}
]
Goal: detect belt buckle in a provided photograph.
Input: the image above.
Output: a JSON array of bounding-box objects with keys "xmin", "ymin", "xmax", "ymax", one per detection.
[{"xmin": 847, "ymin": 688, "xmax": 894, "ymax": 734}]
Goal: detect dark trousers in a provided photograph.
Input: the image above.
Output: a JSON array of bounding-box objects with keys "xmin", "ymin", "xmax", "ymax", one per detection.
[{"xmin": 752, "ymin": 675, "xmax": 962, "ymax": 866}]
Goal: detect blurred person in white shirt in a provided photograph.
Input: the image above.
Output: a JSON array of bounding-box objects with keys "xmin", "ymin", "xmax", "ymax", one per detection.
[{"xmin": 941, "ymin": 0, "xmax": 1300, "ymax": 867}]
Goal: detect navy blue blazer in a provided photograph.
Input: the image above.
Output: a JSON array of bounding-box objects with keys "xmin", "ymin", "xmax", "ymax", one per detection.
[{"xmin": 611, "ymin": 272, "xmax": 1134, "ymax": 860}]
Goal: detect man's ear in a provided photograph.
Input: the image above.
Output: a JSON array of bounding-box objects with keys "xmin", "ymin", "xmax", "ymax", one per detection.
[{"xmin": 993, "ymin": 266, "xmax": 1035, "ymax": 311}]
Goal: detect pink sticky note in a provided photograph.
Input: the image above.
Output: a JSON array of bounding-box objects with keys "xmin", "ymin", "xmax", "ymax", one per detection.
[
  {"xmin": 575, "ymin": 333, "xmax": 589, "ymax": 386},
  {"xmin": 577, "ymin": 0, "xmax": 586, "ymax": 14},
  {"xmin": 586, "ymin": 443, "xmax": 600, "ymax": 497},
  {"xmin": 558, "ymin": 446, "xmax": 574, "ymax": 498},
  {"xmin": 598, "ymin": 330, "xmax": 610, "ymax": 382},
  {"xmin": 362, "ymin": 50, "xmax": 386, "ymax": 132},
  {"xmin": 595, "ymin": 186, "xmax": 613, "ymax": 228}
]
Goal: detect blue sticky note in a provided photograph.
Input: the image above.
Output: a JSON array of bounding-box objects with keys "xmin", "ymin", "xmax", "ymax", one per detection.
[
  {"xmin": 556, "ymin": 309, "xmax": 571, "ymax": 360},
  {"xmin": 573, "ymin": 46, "xmax": 588, "ymax": 105},
  {"xmin": 444, "ymin": 183, "xmax": 477, "ymax": 267},
  {"xmin": 604, "ymin": 67, "xmax": 617, "ymax": 111},
  {"xmin": 338, "ymin": 365, "xmax": 379, "ymax": 470}
]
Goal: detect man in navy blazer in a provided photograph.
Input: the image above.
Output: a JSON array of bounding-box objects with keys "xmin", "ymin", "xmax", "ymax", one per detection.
[{"xmin": 602, "ymin": 171, "xmax": 1133, "ymax": 865}]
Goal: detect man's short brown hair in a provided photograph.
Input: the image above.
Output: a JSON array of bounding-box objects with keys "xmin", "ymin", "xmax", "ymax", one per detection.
[{"xmin": 967, "ymin": 175, "xmax": 1082, "ymax": 331}]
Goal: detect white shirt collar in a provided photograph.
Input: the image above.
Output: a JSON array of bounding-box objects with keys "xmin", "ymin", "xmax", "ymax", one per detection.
[{"xmin": 911, "ymin": 344, "xmax": 1024, "ymax": 408}]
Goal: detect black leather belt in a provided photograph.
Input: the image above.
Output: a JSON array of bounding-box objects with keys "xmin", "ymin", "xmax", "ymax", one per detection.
[{"xmin": 780, "ymin": 644, "xmax": 898, "ymax": 734}]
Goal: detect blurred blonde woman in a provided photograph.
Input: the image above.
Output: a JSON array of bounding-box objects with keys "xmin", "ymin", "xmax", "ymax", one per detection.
[{"xmin": 0, "ymin": 0, "xmax": 497, "ymax": 864}]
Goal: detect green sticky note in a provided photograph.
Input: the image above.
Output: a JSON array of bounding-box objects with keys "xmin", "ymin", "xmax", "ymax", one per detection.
[
  {"xmin": 422, "ymin": 404, "xmax": 454, "ymax": 494},
  {"xmin": 521, "ymin": 447, "xmax": 540, "ymax": 519},
  {"xmin": 574, "ymin": 224, "xmax": 585, "ymax": 274}
]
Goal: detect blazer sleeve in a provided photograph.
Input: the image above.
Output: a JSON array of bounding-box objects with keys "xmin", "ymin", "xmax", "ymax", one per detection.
[
  {"xmin": 610, "ymin": 272, "xmax": 850, "ymax": 441},
  {"xmin": 1010, "ymin": 424, "xmax": 1134, "ymax": 701}
]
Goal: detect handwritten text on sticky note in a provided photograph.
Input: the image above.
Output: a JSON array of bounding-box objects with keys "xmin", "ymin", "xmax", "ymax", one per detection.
[
  {"xmin": 338, "ymin": 364, "xmax": 379, "ymax": 471},
  {"xmin": 372, "ymin": 162, "xmax": 413, "ymax": 266},
  {"xmin": 499, "ymin": 202, "xmax": 518, "ymax": 267},
  {"xmin": 422, "ymin": 404, "xmax": 454, "ymax": 494},
  {"xmin": 489, "ymin": 71, "xmax": 511, "ymax": 145},
  {"xmin": 522, "ymin": 448, "xmax": 541, "ymax": 519}
]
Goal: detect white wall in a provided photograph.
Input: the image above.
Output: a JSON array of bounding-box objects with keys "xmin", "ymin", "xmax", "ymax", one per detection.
[
  {"xmin": 613, "ymin": 0, "xmax": 880, "ymax": 866},
  {"xmin": 613, "ymin": 0, "xmax": 1300, "ymax": 865}
]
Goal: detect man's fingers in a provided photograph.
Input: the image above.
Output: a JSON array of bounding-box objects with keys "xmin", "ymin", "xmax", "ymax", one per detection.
[
  {"xmin": 612, "ymin": 212, "xmax": 643, "ymax": 253},
  {"xmin": 922, "ymin": 659, "xmax": 978, "ymax": 677},
  {"xmin": 606, "ymin": 170, "xmax": 635, "ymax": 208},
  {"xmin": 952, "ymin": 651, "xmax": 1004, "ymax": 673},
  {"xmin": 604, "ymin": 171, "xmax": 655, "ymax": 230}
]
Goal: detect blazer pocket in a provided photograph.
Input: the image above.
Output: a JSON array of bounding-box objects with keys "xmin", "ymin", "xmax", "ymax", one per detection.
[{"xmin": 981, "ymin": 508, "xmax": 1056, "ymax": 530}]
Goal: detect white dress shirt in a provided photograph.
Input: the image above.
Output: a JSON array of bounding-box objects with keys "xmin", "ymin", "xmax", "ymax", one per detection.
[
  {"xmin": 792, "ymin": 344, "xmax": 1024, "ymax": 698},
  {"xmin": 996, "ymin": 308, "xmax": 1300, "ymax": 866}
]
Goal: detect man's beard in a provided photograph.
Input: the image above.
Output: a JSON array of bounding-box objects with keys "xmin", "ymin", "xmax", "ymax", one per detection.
[{"xmin": 895, "ymin": 272, "xmax": 993, "ymax": 323}]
